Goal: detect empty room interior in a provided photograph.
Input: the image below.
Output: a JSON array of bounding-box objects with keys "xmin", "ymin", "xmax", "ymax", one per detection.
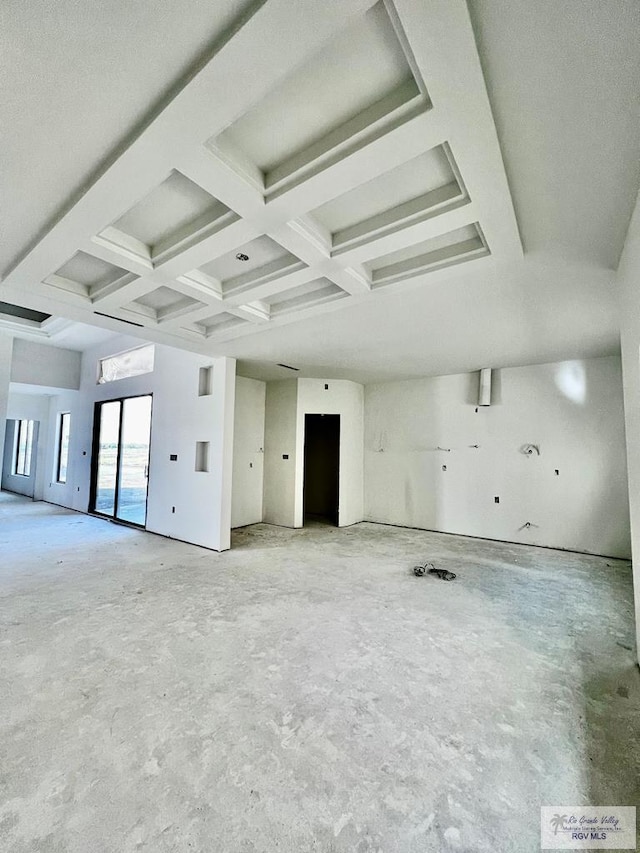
[{"xmin": 1, "ymin": 0, "xmax": 640, "ymax": 850}]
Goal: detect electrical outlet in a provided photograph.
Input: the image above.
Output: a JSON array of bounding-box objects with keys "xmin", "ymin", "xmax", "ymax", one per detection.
[
  {"xmin": 494, "ymin": 496, "xmax": 500, "ymax": 503},
  {"xmin": 172, "ymin": 506, "xmax": 175, "ymax": 514}
]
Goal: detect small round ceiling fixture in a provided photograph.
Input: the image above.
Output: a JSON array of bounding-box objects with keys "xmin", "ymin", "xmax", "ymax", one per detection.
[{"xmin": 235, "ymin": 252, "xmax": 249, "ymax": 261}]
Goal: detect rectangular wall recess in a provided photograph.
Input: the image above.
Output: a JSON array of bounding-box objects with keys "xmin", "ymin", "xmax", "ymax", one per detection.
[
  {"xmin": 195, "ymin": 441, "xmax": 210, "ymax": 472},
  {"xmin": 198, "ymin": 366, "xmax": 213, "ymax": 396}
]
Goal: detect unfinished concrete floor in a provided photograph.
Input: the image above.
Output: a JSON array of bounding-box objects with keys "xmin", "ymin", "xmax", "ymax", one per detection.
[{"xmin": 0, "ymin": 492, "xmax": 638, "ymax": 852}]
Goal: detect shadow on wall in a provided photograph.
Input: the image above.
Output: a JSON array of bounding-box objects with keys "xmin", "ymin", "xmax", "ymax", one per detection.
[{"xmin": 577, "ymin": 436, "xmax": 631, "ymax": 558}]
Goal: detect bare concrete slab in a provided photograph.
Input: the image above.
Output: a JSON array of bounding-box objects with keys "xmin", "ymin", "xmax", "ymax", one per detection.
[{"xmin": 0, "ymin": 492, "xmax": 638, "ymax": 852}]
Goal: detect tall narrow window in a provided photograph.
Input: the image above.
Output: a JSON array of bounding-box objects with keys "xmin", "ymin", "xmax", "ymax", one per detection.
[
  {"xmin": 13, "ymin": 419, "xmax": 34, "ymax": 477},
  {"xmin": 56, "ymin": 413, "xmax": 71, "ymax": 484}
]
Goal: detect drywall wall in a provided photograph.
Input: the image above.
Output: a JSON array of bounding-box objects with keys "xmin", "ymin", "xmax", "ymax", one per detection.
[
  {"xmin": 2, "ymin": 418, "xmax": 40, "ymax": 498},
  {"xmin": 231, "ymin": 376, "xmax": 266, "ymax": 529},
  {"xmin": 5, "ymin": 391, "xmax": 51, "ymax": 500},
  {"xmin": 42, "ymin": 334, "xmax": 236, "ymax": 551},
  {"xmin": 295, "ymin": 379, "xmax": 364, "ymax": 527},
  {"xmin": 263, "ymin": 380, "xmax": 298, "ymax": 526},
  {"xmin": 0, "ymin": 333, "xmax": 13, "ymax": 462},
  {"xmin": 43, "ymin": 390, "xmax": 80, "ymax": 510},
  {"xmin": 10, "ymin": 338, "xmax": 81, "ymax": 390},
  {"xmin": 365, "ymin": 356, "xmax": 630, "ymax": 558},
  {"xmin": 618, "ymin": 187, "xmax": 640, "ymax": 655},
  {"xmin": 262, "ymin": 378, "xmax": 365, "ymax": 528}
]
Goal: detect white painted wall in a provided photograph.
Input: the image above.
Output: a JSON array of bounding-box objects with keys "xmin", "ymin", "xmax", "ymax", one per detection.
[
  {"xmin": 4, "ymin": 391, "xmax": 51, "ymax": 499},
  {"xmin": 231, "ymin": 376, "xmax": 266, "ymax": 529},
  {"xmin": 39, "ymin": 334, "xmax": 236, "ymax": 551},
  {"xmin": 295, "ymin": 379, "xmax": 364, "ymax": 527},
  {"xmin": 10, "ymin": 339, "xmax": 81, "ymax": 390},
  {"xmin": 262, "ymin": 378, "xmax": 364, "ymax": 528},
  {"xmin": 263, "ymin": 380, "xmax": 298, "ymax": 527},
  {"xmin": 43, "ymin": 389, "xmax": 80, "ymax": 510},
  {"xmin": 2, "ymin": 419, "xmax": 40, "ymax": 498},
  {"xmin": 0, "ymin": 333, "xmax": 13, "ymax": 462},
  {"xmin": 365, "ymin": 357, "xmax": 630, "ymax": 558},
  {"xmin": 618, "ymin": 188, "xmax": 640, "ymax": 655}
]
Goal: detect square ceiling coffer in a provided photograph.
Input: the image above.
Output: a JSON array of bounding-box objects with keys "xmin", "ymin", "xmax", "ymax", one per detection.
[
  {"xmin": 126, "ymin": 285, "xmax": 204, "ymax": 323},
  {"xmin": 189, "ymin": 312, "xmax": 249, "ymax": 339},
  {"xmin": 94, "ymin": 171, "xmax": 238, "ymax": 268},
  {"xmin": 210, "ymin": 1, "xmax": 429, "ymax": 198},
  {"xmin": 365, "ymin": 223, "xmax": 490, "ymax": 287},
  {"xmin": 264, "ymin": 278, "xmax": 348, "ymax": 317},
  {"xmin": 195, "ymin": 235, "xmax": 306, "ymax": 301},
  {"xmin": 312, "ymin": 143, "xmax": 469, "ymax": 254},
  {"xmin": 44, "ymin": 250, "xmax": 137, "ymax": 300}
]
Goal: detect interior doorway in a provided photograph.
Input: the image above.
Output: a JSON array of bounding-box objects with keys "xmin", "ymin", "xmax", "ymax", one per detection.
[
  {"xmin": 1, "ymin": 419, "xmax": 39, "ymax": 498},
  {"xmin": 303, "ymin": 413, "xmax": 340, "ymax": 526},
  {"xmin": 90, "ymin": 395, "xmax": 152, "ymax": 527}
]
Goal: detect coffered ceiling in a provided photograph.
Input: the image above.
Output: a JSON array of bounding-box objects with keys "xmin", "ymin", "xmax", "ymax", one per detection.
[
  {"xmin": 0, "ymin": 0, "xmax": 520, "ymax": 356},
  {"xmin": 2, "ymin": 0, "xmax": 638, "ymax": 381}
]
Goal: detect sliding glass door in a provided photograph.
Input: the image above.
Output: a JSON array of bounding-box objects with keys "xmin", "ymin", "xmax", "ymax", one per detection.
[{"xmin": 91, "ymin": 395, "xmax": 152, "ymax": 527}]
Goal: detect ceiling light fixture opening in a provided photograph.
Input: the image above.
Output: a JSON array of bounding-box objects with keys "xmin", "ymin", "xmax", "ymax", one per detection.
[{"xmin": 235, "ymin": 252, "xmax": 249, "ymax": 261}]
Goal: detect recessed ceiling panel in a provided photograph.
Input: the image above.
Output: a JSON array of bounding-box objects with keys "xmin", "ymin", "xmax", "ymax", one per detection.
[
  {"xmin": 98, "ymin": 171, "xmax": 236, "ymax": 265},
  {"xmin": 191, "ymin": 312, "xmax": 249, "ymax": 338},
  {"xmin": 54, "ymin": 251, "xmax": 127, "ymax": 289},
  {"xmin": 128, "ymin": 285, "xmax": 202, "ymax": 321},
  {"xmin": 265, "ymin": 277, "xmax": 348, "ymax": 316},
  {"xmin": 45, "ymin": 250, "xmax": 134, "ymax": 298},
  {"xmin": 365, "ymin": 223, "xmax": 489, "ymax": 287},
  {"xmin": 199, "ymin": 235, "xmax": 304, "ymax": 294},
  {"xmin": 312, "ymin": 145, "xmax": 468, "ymax": 251},
  {"xmin": 214, "ymin": 1, "xmax": 426, "ymax": 194}
]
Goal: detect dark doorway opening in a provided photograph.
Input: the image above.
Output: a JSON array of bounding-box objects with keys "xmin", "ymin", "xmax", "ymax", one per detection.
[{"xmin": 303, "ymin": 413, "xmax": 340, "ymax": 526}]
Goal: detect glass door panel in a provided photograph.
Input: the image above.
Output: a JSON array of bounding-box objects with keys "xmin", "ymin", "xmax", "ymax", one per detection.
[
  {"xmin": 94, "ymin": 401, "xmax": 121, "ymax": 516},
  {"xmin": 91, "ymin": 395, "xmax": 152, "ymax": 527},
  {"xmin": 116, "ymin": 396, "xmax": 152, "ymax": 526}
]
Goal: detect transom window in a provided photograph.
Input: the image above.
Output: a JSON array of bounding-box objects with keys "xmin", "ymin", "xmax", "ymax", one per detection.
[{"xmin": 98, "ymin": 344, "xmax": 155, "ymax": 384}]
